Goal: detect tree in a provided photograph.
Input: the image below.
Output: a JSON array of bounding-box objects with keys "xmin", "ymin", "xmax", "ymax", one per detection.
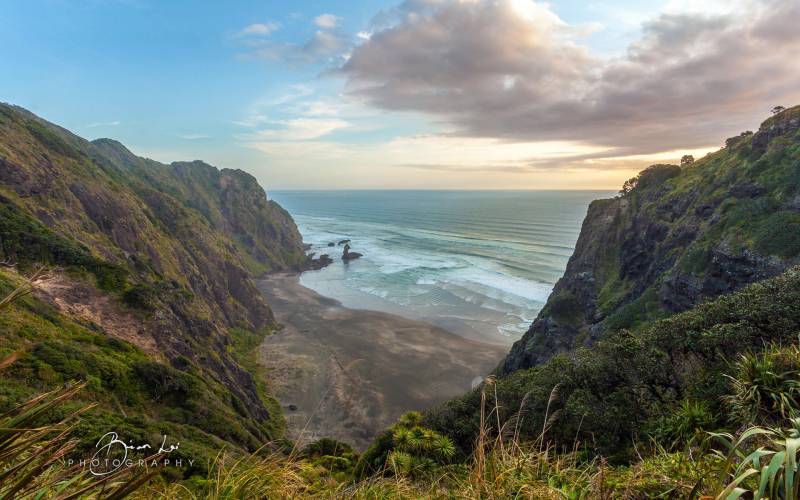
[
  {"xmin": 681, "ymin": 155, "xmax": 694, "ymax": 166},
  {"xmin": 619, "ymin": 175, "xmax": 638, "ymax": 197},
  {"xmin": 772, "ymin": 105, "xmax": 786, "ymax": 115}
]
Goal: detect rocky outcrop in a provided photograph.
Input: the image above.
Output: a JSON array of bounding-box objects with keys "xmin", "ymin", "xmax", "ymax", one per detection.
[
  {"xmin": 342, "ymin": 243, "xmax": 363, "ymax": 261},
  {"xmin": 502, "ymin": 105, "xmax": 800, "ymax": 374},
  {"xmin": 307, "ymin": 253, "xmax": 334, "ymax": 270}
]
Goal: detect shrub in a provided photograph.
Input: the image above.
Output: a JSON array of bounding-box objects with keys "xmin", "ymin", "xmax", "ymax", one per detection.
[
  {"xmin": 724, "ymin": 345, "xmax": 800, "ymax": 425},
  {"xmin": 123, "ymin": 283, "xmax": 159, "ymax": 310},
  {"xmin": 650, "ymin": 400, "xmax": 718, "ymax": 449},
  {"xmin": 133, "ymin": 361, "xmax": 200, "ymax": 403},
  {"xmin": 754, "ymin": 211, "xmax": 800, "ymax": 258},
  {"xmin": 0, "ymin": 197, "xmax": 128, "ymax": 291},
  {"xmin": 619, "ymin": 164, "xmax": 682, "ymax": 196}
]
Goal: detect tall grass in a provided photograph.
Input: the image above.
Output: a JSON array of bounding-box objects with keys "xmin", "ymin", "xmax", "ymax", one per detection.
[
  {"xmin": 0, "ymin": 268, "xmax": 157, "ymax": 499},
  {"xmin": 136, "ymin": 377, "xmax": 714, "ymax": 499}
]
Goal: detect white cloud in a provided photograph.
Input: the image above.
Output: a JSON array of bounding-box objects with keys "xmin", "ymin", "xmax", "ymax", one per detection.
[
  {"xmin": 238, "ymin": 30, "xmax": 349, "ymax": 65},
  {"xmin": 237, "ymin": 21, "xmax": 280, "ymax": 37},
  {"xmin": 178, "ymin": 133, "xmax": 209, "ymax": 140},
  {"xmin": 86, "ymin": 120, "xmax": 121, "ymax": 128},
  {"xmin": 314, "ymin": 13, "xmax": 339, "ymax": 29},
  {"xmin": 253, "ymin": 118, "xmax": 350, "ymax": 141}
]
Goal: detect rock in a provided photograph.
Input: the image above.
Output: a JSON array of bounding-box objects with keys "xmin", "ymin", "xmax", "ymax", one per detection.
[
  {"xmin": 306, "ymin": 253, "xmax": 333, "ymax": 270},
  {"xmin": 337, "ymin": 239, "xmax": 351, "ymax": 246},
  {"xmin": 327, "ymin": 242, "xmax": 335, "ymax": 247},
  {"xmin": 730, "ymin": 182, "xmax": 766, "ymax": 198},
  {"xmin": 342, "ymin": 243, "xmax": 363, "ymax": 261}
]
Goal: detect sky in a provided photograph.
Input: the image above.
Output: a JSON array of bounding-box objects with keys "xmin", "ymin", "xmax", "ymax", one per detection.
[{"xmin": 1, "ymin": 0, "xmax": 798, "ymax": 190}]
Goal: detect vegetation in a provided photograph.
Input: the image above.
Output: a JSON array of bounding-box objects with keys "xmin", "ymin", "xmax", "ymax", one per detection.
[
  {"xmin": 3, "ymin": 103, "xmax": 800, "ymax": 497},
  {"xmin": 618, "ymin": 163, "xmax": 682, "ymax": 196},
  {"xmin": 0, "ymin": 197, "xmax": 128, "ymax": 292},
  {"xmin": 0, "ymin": 268, "xmax": 279, "ymax": 475},
  {"xmin": 0, "ymin": 102, "xmax": 304, "ymax": 471},
  {"xmin": 428, "ymin": 266, "xmax": 800, "ymax": 461}
]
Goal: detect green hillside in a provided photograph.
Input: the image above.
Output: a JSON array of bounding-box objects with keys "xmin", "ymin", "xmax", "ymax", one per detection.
[
  {"xmin": 0, "ymin": 102, "xmax": 310, "ymax": 461},
  {"xmin": 504, "ymin": 105, "xmax": 800, "ymax": 372}
]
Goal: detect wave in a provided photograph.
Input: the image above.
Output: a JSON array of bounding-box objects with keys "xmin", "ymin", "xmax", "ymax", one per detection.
[{"xmin": 275, "ymin": 190, "xmax": 607, "ymax": 341}]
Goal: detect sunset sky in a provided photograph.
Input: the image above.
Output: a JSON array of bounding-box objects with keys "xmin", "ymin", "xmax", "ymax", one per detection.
[{"xmin": 2, "ymin": 0, "xmax": 798, "ymax": 189}]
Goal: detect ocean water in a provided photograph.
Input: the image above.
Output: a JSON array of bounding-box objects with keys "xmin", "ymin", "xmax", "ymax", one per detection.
[{"xmin": 269, "ymin": 190, "xmax": 613, "ymax": 345}]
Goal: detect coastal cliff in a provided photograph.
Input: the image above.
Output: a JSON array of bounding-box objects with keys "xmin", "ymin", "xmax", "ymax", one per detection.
[
  {"xmin": 503, "ymin": 105, "xmax": 800, "ymax": 373},
  {"xmin": 426, "ymin": 105, "xmax": 800, "ymax": 459},
  {"xmin": 0, "ymin": 103, "xmax": 309, "ymax": 452}
]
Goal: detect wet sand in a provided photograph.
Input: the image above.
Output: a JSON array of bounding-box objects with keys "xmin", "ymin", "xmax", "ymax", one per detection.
[{"xmin": 257, "ymin": 273, "xmax": 507, "ymax": 449}]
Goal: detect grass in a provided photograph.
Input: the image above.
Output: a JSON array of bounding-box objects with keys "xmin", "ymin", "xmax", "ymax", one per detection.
[
  {"xmin": 0, "ymin": 276, "xmax": 157, "ymax": 499},
  {"xmin": 131, "ymin": 376, "xmax": 723, "ymax": 499}
]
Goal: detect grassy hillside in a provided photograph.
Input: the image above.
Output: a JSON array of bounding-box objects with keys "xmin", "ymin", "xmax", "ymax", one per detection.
[{"xmin": 0, "ymin": 103, "xmax": 310, "ymax": 461}]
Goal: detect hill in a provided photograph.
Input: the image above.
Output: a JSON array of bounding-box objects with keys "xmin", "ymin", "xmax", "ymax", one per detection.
[
  {"xmin": 503, "ymin": 105, "xmax": 800, "ymax": 372},
  {"xmin": 427, "ymin": 105, "xmax": 800, "ymax": 460},
  {"xmin": 0, "ymin": 103, "xmax": 310, "ymax": 458}
]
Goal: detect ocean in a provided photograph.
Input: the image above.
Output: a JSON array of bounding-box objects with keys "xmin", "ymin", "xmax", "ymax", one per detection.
[{"xmin": 269, "ymin": 190, "xmax": 613, "ymax": 345}]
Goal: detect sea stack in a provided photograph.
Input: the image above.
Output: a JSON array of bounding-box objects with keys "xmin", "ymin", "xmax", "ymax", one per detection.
[{"xmin": 342, "ymin": 243, "xmax": 363, "ymax": 261}]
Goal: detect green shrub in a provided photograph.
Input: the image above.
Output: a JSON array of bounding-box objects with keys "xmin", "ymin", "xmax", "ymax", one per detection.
[
  {"xmin": 710, "ymin": 417, "xmax": 800, "ymax": 499},
  {"xmin": 724, "ymin": 345, "xmax": 800, "ymax": 425},
  {"xmin": 133, "ymin": 360, "xmax": 200, "ymax": 403},
  {"xmin": 123, "ymin": 283, "xmax": 159, "ymax": 310},
  {"xmin": 427, "ymin": 267, "xmax": 800, "ymax": 459},
  {"xmin": 649, "ymin": 400, "xmax": 718, "ymax": 449},
  {"xmin": 754, "ymin": 211, "xmax": 800, "ymax": 258}
]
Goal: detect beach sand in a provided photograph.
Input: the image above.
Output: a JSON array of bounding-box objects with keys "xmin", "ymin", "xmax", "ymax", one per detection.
[{"xmin": 257, "ymin": 273, "xmax": 508, "ymax": 449}]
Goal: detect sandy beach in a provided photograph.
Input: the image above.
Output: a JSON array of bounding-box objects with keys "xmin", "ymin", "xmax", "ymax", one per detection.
[{"xmin": 257, "ymin": 273, "xmax": 508, "ymax": 449}]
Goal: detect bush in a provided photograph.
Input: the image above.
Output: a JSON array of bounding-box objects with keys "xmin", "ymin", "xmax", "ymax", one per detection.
[
  {"xmin": 754, "ymin": 211, "xmax": 800, "ymax": 258},
  {"xmin": 649, "ymin": 400, "xmax": 718, "ymax": 449},
  {"xmin": 133, "ymin": 361, "xmax": 200, "ymax": 403},
  {"xmin": 724, "ymin": 345, "xmax": 800, "ymax": 425},
  {"xmin": 123, "ymin": 283, "xmax": 159, "ymax": 310},
  {"xmin": 356, "ymin": 412, "xmax": 456, "ymax": 480},
  {"xmin": 619, "ymin": 164, "xmax": 682, "ymax": 196}
]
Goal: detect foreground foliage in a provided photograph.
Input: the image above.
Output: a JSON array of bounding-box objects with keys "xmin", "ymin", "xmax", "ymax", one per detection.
[{"xmin": 0, "ymin": 277, "xmax": 154, "ymax": 499}]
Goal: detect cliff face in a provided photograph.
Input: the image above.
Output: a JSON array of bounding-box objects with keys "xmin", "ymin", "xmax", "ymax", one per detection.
[
  {"xmin": 503, "ymin": 106, "xmax": 800, "ymax": 373},
  {"xmin": 90, "ymin": 140, "xmax": 307, "ymax": 274},
  {"xmin": 0, "ymin": 103, "xmax": 308, "ymax": 448}
]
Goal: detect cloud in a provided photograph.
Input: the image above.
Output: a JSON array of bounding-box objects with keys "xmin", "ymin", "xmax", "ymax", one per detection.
[
  {"xmin": 239, "ymin": 30, "xmax": 349, "ymax": 65},
  {"xmin": 178, "ymin": 133, "xmax": 209, "ymax": 140},
  {"xmin": 251, "ymin": 118, "xmax": 350, "ymax": 141},
  {"xmin": 340, "ymin": 0, "xmax": 800, "ymax": 156},
  {"xmin": 237, "ymin": 21, "xmax": 280, "ymax": 37},
  {"xmin": 242, "ymin": 132, "xmax": 667, "ymax": 188},
  {"xmin": 314, "ymin": 13, "xmax": 339, "ymax": 29},
  {"xmin": 86, "ymin": 120, "xmax": 121, "ymax": 128}
]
